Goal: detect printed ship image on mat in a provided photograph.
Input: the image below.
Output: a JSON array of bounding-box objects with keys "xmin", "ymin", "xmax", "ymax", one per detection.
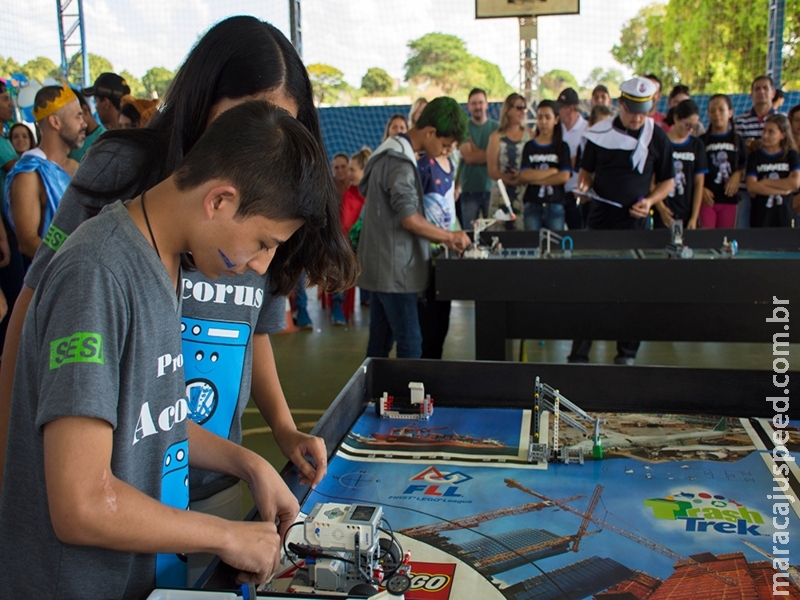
[{"xmin": 358, "ymin": 425, "xmax": 506, "ymax": 449}]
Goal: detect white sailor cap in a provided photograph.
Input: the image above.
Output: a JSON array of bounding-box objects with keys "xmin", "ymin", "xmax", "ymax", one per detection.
[{"xmin": 619, "ymin": 77, "xmax": 657, "ymax": 114}]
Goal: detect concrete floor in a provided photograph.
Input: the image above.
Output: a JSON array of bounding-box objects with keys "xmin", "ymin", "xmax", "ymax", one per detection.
[{"xmin": 239, "ymin": 288, "xmax": 791, "ymax": 514}]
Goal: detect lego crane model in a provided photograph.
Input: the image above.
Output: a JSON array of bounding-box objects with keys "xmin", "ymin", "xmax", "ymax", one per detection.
[{"xmin": 530, "ymin": 376, "xmax": 603, "ymax": 465}]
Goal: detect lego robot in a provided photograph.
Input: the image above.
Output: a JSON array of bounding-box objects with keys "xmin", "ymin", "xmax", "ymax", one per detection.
[{"xmin": 286, "ymin": 503, "xmax": 412, "ymax": 597}]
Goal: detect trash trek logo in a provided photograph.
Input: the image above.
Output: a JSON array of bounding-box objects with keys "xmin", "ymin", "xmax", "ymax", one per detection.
[
  {"xmin": 644, "ymin": 491, "xmax": 764, "ymax": 536},
  {"xmin": 394, "ymin": 466, "xmax": 473, "ymax": 504}
]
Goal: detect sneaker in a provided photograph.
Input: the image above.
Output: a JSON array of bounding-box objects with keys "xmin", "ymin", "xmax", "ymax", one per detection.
[{"xmin": 613, "ymin": 356, "xmax": 635, "ymax": 366}]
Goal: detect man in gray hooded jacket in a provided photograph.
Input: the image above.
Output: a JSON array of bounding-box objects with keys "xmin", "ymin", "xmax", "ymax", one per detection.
[{"xmin": 358, "ymin": 97, "xmax": 470, "ymax": 358}]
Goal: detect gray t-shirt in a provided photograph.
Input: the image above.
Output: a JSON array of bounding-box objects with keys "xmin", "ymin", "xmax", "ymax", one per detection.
[
  {"xmin": 25, "ymin": 137, "xmax": 285, "ymax": 501},
  {"xmin": 182, "ymin": 269, "xmax": 283, "ymax": 500},
  {"xmin": 0, "ymin": 201, "xmax": 189, "ymax": 598}
]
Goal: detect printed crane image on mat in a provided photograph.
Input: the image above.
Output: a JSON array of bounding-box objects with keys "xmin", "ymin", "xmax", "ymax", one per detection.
[{"xmin": 181, "ymin": 317, "xmax": 251, "ymax": 439}]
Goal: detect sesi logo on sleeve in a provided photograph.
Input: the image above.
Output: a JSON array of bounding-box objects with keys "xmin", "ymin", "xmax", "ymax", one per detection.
[{"xmin": 49, "ymin": 331, "xmax": 104, "ymax": 369}]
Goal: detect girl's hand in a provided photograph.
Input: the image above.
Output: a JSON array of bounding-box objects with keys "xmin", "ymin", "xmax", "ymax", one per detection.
[{"xmin": 702, "ymin": 187, "xmax": 715, "ymax": 207}]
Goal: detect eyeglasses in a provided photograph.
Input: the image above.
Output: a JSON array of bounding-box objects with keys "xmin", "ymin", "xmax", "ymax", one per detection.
[{"xmin": 514, "ymin": 104, "xmax": 526, "ymax": 110}]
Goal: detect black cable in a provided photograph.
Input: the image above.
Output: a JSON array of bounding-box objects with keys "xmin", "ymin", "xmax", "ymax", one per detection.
[
  {"xmin": 307, "ymin": 488, "xmax": 572, "ymax": 600},
  {"xmin": 281, "ymin": 521, "xmax": 307, "ymax": 571},
  {"xmin": 377, "ymin": 524, "xmax": 403, "ymax": 577}
]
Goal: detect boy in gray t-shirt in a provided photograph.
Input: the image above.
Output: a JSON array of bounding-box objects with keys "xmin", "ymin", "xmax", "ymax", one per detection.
[{"xmin": 0, "ymin": 101, "xmax": 333, "ymax": 598}]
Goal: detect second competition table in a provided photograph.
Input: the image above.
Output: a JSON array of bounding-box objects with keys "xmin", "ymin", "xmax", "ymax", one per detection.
[
  {"xmin": 434, "ymin": 228, "xmax": 800, "ymax": 360},
  {"xmin": 199, "ymin": 359, "xmax": 800, "ymax": 599}
]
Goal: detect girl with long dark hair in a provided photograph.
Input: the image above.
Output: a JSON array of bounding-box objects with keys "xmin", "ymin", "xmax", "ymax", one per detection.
[
  {"xmin": 0, "ymin": 15, "xmax": 358, "ymax": 586},
  {"xmin": 654, "ymin": 99, "xmax": 708, "ymax": 229},
  {"xmin": 699, "ymin": 94, "xmax": 746, "ymax": 228},
  {"xmin": 518, "ymin": 100, "xmax": 571, "ymax": 230},
  {"xmin": 745, "ymin": 113, "xmax": 800, "ymax": 227}
]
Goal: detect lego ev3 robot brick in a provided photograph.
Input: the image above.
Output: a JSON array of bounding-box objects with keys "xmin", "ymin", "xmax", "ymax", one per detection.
[{"xmin": 304, "ymin": 502, "xmax": 383, "ymax": 553}]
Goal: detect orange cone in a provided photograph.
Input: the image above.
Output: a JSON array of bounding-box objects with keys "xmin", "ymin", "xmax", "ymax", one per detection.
[{"xmin": 278, "ymin": 297, "xmax": 298, "ymax": 334}]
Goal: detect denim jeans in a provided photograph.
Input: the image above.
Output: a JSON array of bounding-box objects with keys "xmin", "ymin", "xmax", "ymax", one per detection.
[
  {"xmin": 524, "ymin": 203, "xmax": 566, "ymax": 231},
  {"xmin": 460, "ymin": 191, "xmax": 492, "ymax": 229},
  {"xmin": 293, "ymin": 272, "xmax": 312, "ymax": 328},
  {"xmin": 366, "ymin": 292, "xmax": 422, "ymax": 358}
]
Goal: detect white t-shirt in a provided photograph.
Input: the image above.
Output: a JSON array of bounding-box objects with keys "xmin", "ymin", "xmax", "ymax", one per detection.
[{"xmin": 561, "ymin": 115, "xmax": 588, "ymax": 193}]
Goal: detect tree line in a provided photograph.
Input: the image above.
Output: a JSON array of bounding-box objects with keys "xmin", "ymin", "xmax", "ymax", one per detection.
[
  {"xmin": 0, "ymin": 53, "xmax": 174, "ymax": 99},
  {"xmin": 4, "ymin": 3, "xmax": 799, "ymax": 110},
  {"xmin": 612, "ymin": 0, "xmax": 800, "ymax": 93}
]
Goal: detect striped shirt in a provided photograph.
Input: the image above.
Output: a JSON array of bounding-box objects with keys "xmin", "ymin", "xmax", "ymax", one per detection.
[
  {"xmin": 733, "ymin": 107, "xmax": 777, "ymax": 189},
  {"xmin": 733, "ymin": 107, "xmax": 777, "ymax": 141}
]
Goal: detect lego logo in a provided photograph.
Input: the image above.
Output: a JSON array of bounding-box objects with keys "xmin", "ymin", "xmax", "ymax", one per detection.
[{"xmin": 410, "ymin": 573, "xmax": 451, "ymax": 592}]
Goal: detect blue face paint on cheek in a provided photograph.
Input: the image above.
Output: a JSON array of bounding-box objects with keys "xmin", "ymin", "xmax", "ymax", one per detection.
[{"xmin": 217, "ymin": 249, "xmax": 237, "ymax": 268}]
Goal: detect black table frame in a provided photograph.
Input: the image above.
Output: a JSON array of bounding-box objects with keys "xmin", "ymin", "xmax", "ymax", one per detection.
[{"xmin": 435, "ymin": 229, "xmax": 800, "ymax": 360}]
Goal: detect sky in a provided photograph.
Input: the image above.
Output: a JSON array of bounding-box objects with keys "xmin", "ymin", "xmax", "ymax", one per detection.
[{"xmin": 1, "ymin": 0, "xmax": 654, "ymax": 89}]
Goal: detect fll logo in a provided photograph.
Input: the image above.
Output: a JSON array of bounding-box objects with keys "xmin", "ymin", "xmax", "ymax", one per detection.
[
  {"xmin": 644, "ymin": 490, "xmax": 764, "ymax": 536},
  {"xmin": 402, "ymin": 466, "xmax": 472, "ymax": 498}
]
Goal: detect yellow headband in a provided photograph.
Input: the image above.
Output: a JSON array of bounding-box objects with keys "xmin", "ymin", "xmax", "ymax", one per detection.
[
  {"xmin": 32, "ymin": 86, "xmax": 78, "ymax": 122},
  {"xmin": 620, "ymin": 91, "xmax": 654, "ymax": 103}
]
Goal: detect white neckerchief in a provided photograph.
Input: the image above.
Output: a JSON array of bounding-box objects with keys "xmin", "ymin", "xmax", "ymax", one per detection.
[{"xmin": 583, "ymin": 117, "xmax": 654, "ymax": 174}]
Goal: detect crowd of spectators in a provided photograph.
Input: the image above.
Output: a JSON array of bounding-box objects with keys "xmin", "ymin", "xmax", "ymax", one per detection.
[{"xmin": 327, "ymin": 74, "xmax": 799, "ymax": 365}]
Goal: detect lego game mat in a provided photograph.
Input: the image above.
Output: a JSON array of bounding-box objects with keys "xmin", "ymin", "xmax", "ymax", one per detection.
[{"xmin": 270, "ymin": 406, "xmax": 800, "ymax": 600}]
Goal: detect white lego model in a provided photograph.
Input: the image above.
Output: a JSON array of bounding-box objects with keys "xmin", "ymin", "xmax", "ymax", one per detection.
[{"xmin": 378, "ymin": 382, "xmax": 434, "ymax": 420}]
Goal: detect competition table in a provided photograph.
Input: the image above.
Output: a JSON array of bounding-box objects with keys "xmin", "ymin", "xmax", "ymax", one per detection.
[
  {"xmin": 434, "ymin": 228, "xmax": 800, "ymax": 361},
  {"xmin": 200, "ymin": 359, "xmax": 800, "ymax": 598}
]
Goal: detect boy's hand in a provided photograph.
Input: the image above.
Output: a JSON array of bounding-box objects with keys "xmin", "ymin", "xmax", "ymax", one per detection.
[
  {"xmin": 247, "ymin": 460, "xmax": 300, "ymax": 539},
  {"xmin": 219, "ymin": 520, "xmax": 282, "ymax": 584},
  {"xmin": 275, "ymin": 428, "xmax": 327, "ymax": 488},
  {"xmin": 444, "ymin": 230, "xmax": 471, "ymax": 254}
]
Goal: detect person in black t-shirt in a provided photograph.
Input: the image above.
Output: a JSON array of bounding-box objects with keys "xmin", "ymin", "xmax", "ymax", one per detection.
[
  {"xmin": 654, "ymin": 100, "xmax": 708, "ymax": 229},
  {"xmin": 578, "ymin": 79, "xmax": 674, "ymax": 231},
  {"xmin": 745, "ymin": 114, "xmax": 800, "ymax": 228},
  {"xmin": 519, "ymin": 100, "xmax": 572, "ymax": 230},
  {"xmin": 569, "ymin": 77, "xmax": 675, "ymax": 367},
  {"xmin": 700, "ymin": 94, "xmax": 747, "ymax": 228}
]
